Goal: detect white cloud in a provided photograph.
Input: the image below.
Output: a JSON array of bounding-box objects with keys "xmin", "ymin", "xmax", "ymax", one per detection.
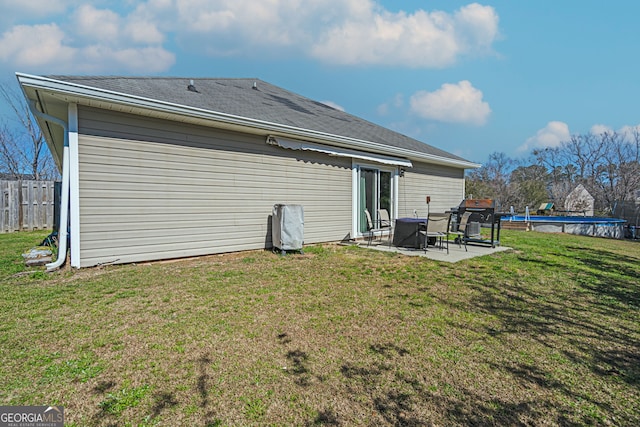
[
  {"xmin": 593, "ymin": 123, "xmax": 640, "ymax": 142},
  {"xmin": 409, "ymin": 80, "xmax": 491, "ymax": 125},
  {"xmin": 0, "ymin": 3, "xmax": 173, "ymax": 73},
  {"xmin": 589, "ymin": 124, "xmax": 613, "ymax": 136},
  {"xmin": 124, "ymin": 19, "xmax": 165, "ymax": 45},
  {"xmin": 165, "ymin": 0, "xmax": 319, "ymax": 47},
  {"xmin": 454, "ymin": 3, "xmax": 500, "ymax": 53},
  {"xmin": 0, "ymin": 23, "xmax": 174, "ymax": 73},
  {"xmin": 72, "ymin": 4, "xmax": 165, "ymax": 45},
  {"xmin": 519, "ymin": 121, "xmax": 571, "ymax": 152},
  {"xmin": 520, "ymin": 122, "xmax": 640, "ymax": 153},
  {"xmin": 0, "ymin": 0, "xmax": 73, "ymax": 18},
  {"xmin": 620, "ymin": 125, "xmax": 640, "ymax": 141},
  {"xmin": 0, "ymin": 1, "xmax": 500, "ymax": 73},
  {"xmin": 134, "ymin": 0, "xmax": 499, "ymax": 67},
  {"xmin": 74, "ymin": 5, "xmax": 121, "ymax": 42},
  {"xmin": 0, "ymin": 0, "xmax": 74, "ymax": 41},
  {"xmin": 311, "ymin": 3, "xmax": 499, "ymax": 67},
  {"xmin": 0, "ymin": 24, "xmax": 75, "ymax": 68}
]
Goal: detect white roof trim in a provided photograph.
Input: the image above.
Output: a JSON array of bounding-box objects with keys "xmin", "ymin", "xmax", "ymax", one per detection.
[
  {"xmin": 16, "ymin": 73, "xmax": 480, "ymax": 169},
  {"xmin": 267, "ymin": 136, "xmax": 413, "ymax": 167}
]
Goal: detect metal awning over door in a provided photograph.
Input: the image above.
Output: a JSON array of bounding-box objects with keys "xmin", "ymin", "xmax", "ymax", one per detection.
[{"xmin": 267, "ymin": 136, "xmax": 413, "ymax": 168}]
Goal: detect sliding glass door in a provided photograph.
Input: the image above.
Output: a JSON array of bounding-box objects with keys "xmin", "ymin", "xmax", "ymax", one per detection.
[{"xmin": 359, "ymin": 166, "xmax": 393, "ymax": 234}]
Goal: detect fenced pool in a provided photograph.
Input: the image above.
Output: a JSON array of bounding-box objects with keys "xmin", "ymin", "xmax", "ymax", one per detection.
[{"xmin": 503, "ymin": 215, "xmax": 627, "ymax": 239}]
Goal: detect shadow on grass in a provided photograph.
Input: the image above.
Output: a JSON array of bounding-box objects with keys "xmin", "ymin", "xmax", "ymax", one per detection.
[
  {"xmin": 279, "ymin": 332, "xmax": 315, "ymax": 387},
  {"xmin": 565, "ymin": 245, "xmax": 640, "ymax": 309},
  {"xmin": 452, "ymin": 244, "xmax": 640, "ymax": 424},
  {"xmin": 337, "ymin": 342, "xmax": 558, "ymax": 426},
  {"xmin": 513, "ymin": 246, "xmax": 639, "ymax": 385},
  {"xmin": 196, "ymin": 353, "xmax": 224, "ymax": 425},
  {"xmin": 566, "ymin": 246, "xmax": 640, "ymax": 389},
  {"xmin": 307, "ymin": 409, "xmax": 341, "ymax": 426},
  {"xmin": 90, "ymin": 378, "xmax": 178, "ymax": 425},
  {"xmin": 150, "ymin": 391, "xmax": 178, "ymax": 420},
  {"xmin": 278, "ymin": 337, "xmax": 558, "ymax": 425},
  {"xmin": 93, "ymin": 380, "xmax": 116, "ymax": 394},
  {"xmin": 91, "ymin": 381, "xmax": 118, "ymax": 426},
  {"xmin": 279, "ymin": 239, "xmax": 639, "ymax": 425},
  {"xmin": 277, "ymin": 334, "xmax": 342, "ymax": 426}
]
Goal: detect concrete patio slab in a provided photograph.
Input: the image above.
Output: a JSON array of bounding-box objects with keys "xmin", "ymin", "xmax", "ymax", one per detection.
[{"xmin": 357, "ymin": 240, "xmax": 511, "ymax": 263}]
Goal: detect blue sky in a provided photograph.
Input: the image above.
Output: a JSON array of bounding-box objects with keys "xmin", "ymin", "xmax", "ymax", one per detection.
[{"xmin": 1, "ymin": 0, "xmax": 639, "ymax": 164}]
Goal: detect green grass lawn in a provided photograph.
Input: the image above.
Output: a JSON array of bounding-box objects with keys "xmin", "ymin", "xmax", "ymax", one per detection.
[{"xmin": 1, "ymin": 230, "xmax": 639, "ymax": 426}]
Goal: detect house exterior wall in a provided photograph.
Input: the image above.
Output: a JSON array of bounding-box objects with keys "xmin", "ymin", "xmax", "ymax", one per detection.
[
  {"xmin": 397, "ymin": 162, "xmax": 464, "ymax": 218},
  {"xmin": 76, "ymin": 106, "xmax": 352, "ymax": 267},
  {"xmin": 565, "ymin": 185, "xmax": 595, "ymax": 216}
]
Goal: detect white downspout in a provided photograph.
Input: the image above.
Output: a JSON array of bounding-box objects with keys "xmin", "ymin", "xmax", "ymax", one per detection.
[
  {"xmin": 351, "ymin": 161, "xmax": 359, "ymax": 239},
  {"xmin": 28, "ymin": 100, "xmax": 70, "ymax": 271},
  {"xmin": 68, "ymin": 104, "xmax": 80, "ymax": 268}
]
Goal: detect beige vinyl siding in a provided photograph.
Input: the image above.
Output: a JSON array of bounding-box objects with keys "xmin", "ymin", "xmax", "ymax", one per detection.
[
  {"xmin": 77, "ymin": 106, "xmax": 352, "ymax": 267},
  {"xmin": 398, "ymin": 162, "xmax": 464, "ymax": 217}
]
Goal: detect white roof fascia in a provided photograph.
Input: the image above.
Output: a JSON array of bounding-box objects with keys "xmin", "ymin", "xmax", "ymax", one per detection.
[{"xmin": 16, "ymin": 73, "xmax": 480, "ymax": 170}]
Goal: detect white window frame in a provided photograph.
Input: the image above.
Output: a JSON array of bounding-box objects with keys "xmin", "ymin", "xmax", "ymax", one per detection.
[{"xmin": 352, "ymin": 161, "xmax": 400, "ymax": 238}]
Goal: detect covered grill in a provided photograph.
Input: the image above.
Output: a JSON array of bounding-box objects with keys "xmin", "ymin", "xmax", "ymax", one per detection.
[{"xmin": 452, "ymin": 199, "xmax": 503, "ymax": 247}]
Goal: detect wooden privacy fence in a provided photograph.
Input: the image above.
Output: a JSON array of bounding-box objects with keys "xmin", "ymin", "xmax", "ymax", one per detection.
[{"xmin": 1, "ymin": 180, "xmax": 58, "ymax": 233}]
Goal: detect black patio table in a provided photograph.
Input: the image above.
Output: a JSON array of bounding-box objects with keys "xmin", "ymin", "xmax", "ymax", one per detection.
[{"xmin": 392, "ymin": 217, "xmax": 428, "ymax": 249}]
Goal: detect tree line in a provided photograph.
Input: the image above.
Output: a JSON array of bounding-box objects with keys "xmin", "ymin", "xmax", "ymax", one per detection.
[
  {"xmin": 466, "ymin": 130, "xmax": 640, "ymax": 216},
  {"xmin": 0, "ymin": 85, "xmax": 57, "ymax": 181}
]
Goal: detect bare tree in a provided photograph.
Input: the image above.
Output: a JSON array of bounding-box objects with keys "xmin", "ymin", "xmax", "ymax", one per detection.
[
  {"xmin": 593, "ymin": 131, "xmax": 640, "ymax": 213},
  {"xmin": 532, "ymin": 130, "xmax": 640, "ymax": 215},
  {"xmin": 0, "ymin": 83, "xmax": 57, "ymax": 180},
  {"xmin": 467, "ymin": 129, "xmax": 640, "ymax": 218},
  {"xmin": 533, "ymin": 148, "xmax": 575, "ymax": 207},
  {"xmin": 465, "ymin": 152, "xmax": 519, "ymax": 209}
]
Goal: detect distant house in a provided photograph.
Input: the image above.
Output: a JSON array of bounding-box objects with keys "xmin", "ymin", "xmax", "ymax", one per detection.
[
  {"xmin": 565, "ymin": 184, "xmax": 594, "ymax": 216},
  {"xmin": 18, "ymin": 73, "xmax": 479, "ymax": 268}
]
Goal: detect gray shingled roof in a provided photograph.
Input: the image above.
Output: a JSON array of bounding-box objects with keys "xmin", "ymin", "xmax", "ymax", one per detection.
[{"xmin": 46, "ymin": 76, "xmax": 468, "ymax": 163}]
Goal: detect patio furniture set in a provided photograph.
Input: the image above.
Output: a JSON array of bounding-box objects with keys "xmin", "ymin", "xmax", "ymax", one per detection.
[
  {"xmin": 364, "ymin": 199, "xmax": 504, "ymax": 254},
  {"xmin": 364, "ymin": 209, "xmax": 473, "ymax": 254}
]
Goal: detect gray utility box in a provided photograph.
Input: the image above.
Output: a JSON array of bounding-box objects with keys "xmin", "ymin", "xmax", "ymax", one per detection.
[{"xmin": 272, "ymin": 204, "xmax": 304, "ymax": 252}]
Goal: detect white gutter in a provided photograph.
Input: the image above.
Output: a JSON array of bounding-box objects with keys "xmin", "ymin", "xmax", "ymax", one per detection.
[
  {"xmin": 16, "ymin": 73, "xmax": 480, "ymax": 170},
  {"xmin": 28, "ymin": 100, "xmax": 70, "ymax": 271}
]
